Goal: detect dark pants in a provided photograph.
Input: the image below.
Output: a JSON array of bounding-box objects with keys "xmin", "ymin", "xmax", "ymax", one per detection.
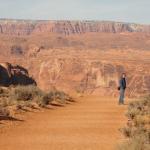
[{"xmin": 119, "ymin": 88, "xmax": 125, "ymax": 104}]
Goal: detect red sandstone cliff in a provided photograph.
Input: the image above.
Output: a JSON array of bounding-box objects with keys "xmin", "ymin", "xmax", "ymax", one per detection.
[
  {"xmin": 0, "ymin": 19, "xmax": 150, "ymax": 36},
  {"xmin": 0, "ymin": 19, "xmax": 150, "ymax": 97}
]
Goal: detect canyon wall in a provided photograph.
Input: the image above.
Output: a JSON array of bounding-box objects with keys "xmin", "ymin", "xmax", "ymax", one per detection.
[
  {"xmin": 0, "ymin": 20, "xmax": 150, "ymax": 36},
  {"xmin": 37, "ymin": 58, "xmax": 150, "ymax": 98},
  {"xmin": 0, "ymin": 19, "xmax": 150, "ymax": 97}
]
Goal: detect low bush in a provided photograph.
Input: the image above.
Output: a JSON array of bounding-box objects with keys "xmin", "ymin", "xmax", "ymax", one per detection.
[
  {"xmin": 0, "ymin": 85, "xmax": 72, "ymax": 118},
  {"xmin": 9, "ymin": 85, "xmax": 43, "ymax": 101},
  {"xmin": 35, "ymin": 93, "xmax": 53, "ymax": 107},
  {"xmin": 119, "ymin": 95, "xmax": 150, "ymax": 150},
  {"xmin": 134, "ymin": 115, "xmax": 149, "ymax": 127},
  {"xmin": 119, "ymin": 130, "xmax": 150, "ymax": 150},
  {"xmin": 53, "ymin": 91, "xmax": 72, "ymax": 102},
  {"xmin": 126, "ymin": 108, "xmax": 141, "ymax": 120}
]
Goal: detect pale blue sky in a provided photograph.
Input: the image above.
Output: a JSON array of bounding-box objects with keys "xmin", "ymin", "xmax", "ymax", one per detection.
[{"xmin": 0, "ymin": 0, "xmax": 150, "ymax": 24}]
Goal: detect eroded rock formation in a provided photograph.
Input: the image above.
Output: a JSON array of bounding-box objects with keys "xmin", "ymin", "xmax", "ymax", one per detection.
[
  {"xmin": 0, "ymin": 62, "xmax": 36, "ymax": 86},
  {"xmin": 0, "ymin": 20, "xmax": 150, "ymax": 36},
  {"xmin": 37, "ymin": 58, "xmax": 150, "ymax": 97}
]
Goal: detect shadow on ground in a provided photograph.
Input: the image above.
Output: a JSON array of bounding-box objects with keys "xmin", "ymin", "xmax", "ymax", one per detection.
[{"xmin": 0, "ymin": 115, "xmax": 24, "ymax": 122}]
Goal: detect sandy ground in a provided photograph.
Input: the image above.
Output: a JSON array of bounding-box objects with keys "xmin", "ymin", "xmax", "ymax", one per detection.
[{"xmin": 0, "ymin": 96, "xmax": 127, "ymax": 150}]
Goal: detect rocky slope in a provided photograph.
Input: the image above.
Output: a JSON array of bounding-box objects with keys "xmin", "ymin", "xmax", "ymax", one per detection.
[{"xmin": 0, "ymin": 19, "xmax": 150, "ymax": 35}]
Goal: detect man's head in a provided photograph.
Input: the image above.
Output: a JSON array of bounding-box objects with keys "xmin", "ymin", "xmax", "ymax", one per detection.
[{"xmin": 122, "ymin": 73, "xmax": 126, "ymax": 78}]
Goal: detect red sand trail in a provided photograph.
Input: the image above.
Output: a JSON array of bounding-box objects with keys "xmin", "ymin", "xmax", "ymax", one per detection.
[{"xmin": 0, "ymin": 96, "xmax": 127, "ymax": 150}]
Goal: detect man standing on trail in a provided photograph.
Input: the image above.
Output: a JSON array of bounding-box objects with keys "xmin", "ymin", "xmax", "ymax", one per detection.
[{"xmin": 118, "ymin": 73, "xmax": 126, "ymax": 105}]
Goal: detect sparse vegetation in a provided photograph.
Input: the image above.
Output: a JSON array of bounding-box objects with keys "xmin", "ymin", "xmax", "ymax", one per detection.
[
  {"xmin": 118, "ymin": 95, "xmax": 150, "ymax": 150},
  {"xmin": 0, "ymin": 85, "xmax": 72, "ymax": 117},
  {"xmin": 9, "ymin": 85, "xmax": 43, "ymax": 101}
]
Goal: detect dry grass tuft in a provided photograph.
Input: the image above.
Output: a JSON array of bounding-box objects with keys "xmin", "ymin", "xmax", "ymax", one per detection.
[
  {"xmin": 0, "ymin": 85, "xmax": 72, "ymax": 117},
  {"xmin": 118, "ymin": 95, "xmax": 150, "ymax": 150}
]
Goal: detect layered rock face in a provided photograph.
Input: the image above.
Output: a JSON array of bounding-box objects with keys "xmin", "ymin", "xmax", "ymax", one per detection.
[
  {"xmin": 0, "ymin": 19, "xmax": 150, "ymax": 35},
  {"xmin": 38, "ymin": 58, "xmax": 150, "ymax": 98}
]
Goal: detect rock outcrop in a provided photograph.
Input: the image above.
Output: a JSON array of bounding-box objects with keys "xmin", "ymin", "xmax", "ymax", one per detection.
[
  {"xmin": 0, "ymin": 62, "xmax": 36, "ymax": 86},
  {"xmin": 0, "ymin": 19, "xmax": 150, "ymax": 36}
]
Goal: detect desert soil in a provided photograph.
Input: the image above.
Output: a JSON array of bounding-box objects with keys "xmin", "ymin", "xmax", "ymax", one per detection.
[{"xmin": 0, "ymin": 96, "xmax": 127, "ymax": 150}]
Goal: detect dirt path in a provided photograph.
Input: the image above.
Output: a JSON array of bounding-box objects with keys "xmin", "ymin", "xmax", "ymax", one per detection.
[{"xmin": 0, "ymin": 96, "xmax": 127, "ymax": 150}]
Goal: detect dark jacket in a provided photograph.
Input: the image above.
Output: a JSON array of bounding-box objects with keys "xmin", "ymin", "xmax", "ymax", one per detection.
[{"xmin": 119, "ymin": 78, "xmax": 126, "ymax": 89}]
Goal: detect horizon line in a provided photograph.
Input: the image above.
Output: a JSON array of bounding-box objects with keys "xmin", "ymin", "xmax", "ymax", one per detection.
[{"xmin": 0, "ymin": 18, "xmax": 150, "ymax": 26}]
